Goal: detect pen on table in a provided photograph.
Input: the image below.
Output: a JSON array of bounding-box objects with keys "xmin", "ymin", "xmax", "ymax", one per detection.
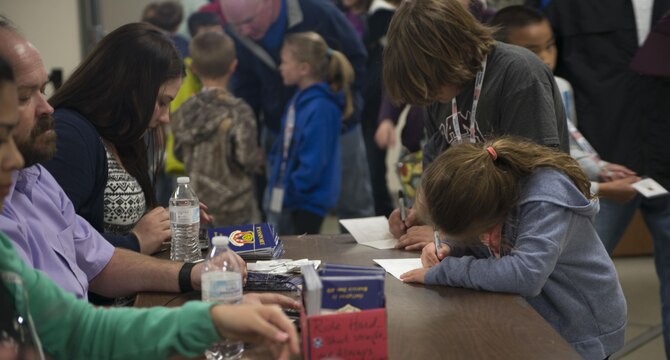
[
  {"xmin": 398, "ymin": 190, "xmax": 407, "ymax": 224},
  {"xmin": 433, "ymin": 230, "xmax": 441, "ymax": 258}
]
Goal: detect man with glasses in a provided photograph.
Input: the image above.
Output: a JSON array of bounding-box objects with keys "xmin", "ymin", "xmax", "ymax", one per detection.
[{"xmin": 219, "ymin": 0, "xmax": 374, "ymax": 227}]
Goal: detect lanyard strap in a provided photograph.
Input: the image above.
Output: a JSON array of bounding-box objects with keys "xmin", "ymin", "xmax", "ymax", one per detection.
[
  {"xmin": 278, "ymin": 102, "xmax": 297, "ymax": 182},
  {"xmin": 450, "ymin": 56, "xmax": 488, "ymax": 144},
  {"xmin": 566, "ymin": 119, "xmax": 602, "ymax": 164}
]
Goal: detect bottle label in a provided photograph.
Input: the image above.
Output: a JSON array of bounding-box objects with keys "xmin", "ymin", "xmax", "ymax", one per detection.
[
  {"xmin": 170, "ymin": 206, "xmax": 200, "ymax": 225},
  {"xmin": 201, "ymin": 272, "xmax": 243, "ymax": 302}
]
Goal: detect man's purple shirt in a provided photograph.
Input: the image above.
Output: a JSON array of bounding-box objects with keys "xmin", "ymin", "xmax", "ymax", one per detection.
[{"xmin": 0, "ymin": 165, "xmax": 114, "ymax": 299}]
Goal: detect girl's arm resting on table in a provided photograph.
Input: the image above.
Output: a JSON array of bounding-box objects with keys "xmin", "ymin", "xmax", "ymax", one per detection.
[{"xmin": 425, "ymin": 202, "xmax": 567, "ymax": 297}]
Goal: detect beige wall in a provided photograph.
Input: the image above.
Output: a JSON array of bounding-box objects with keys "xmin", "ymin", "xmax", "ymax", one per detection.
[
  {"xmin": 100, "ymin": 0, "xmax": 206, "ymax": 37},
  {"xmin": 0, "ymin": 0, "xmax": 81, "ymax": 93},
  {"xmin": 0, "ymin": 0, "xmax": 162, "ymax": 89},
  {"xmin": 100, "ymin": 0, "xmax": 155, "ymax": 33},
  {"xmin": 0, "ymin": 0, "xmax": 197, "ymax": 90}
]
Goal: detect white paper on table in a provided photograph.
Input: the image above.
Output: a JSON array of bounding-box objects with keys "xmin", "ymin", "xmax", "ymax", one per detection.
[
  {"xmin": 632, "ymin": 178, "xmax": 669, "ymax": 198},
  {"xmin": 339, "ymin": 216, "xmax": 397, "ymax": 249},
  {"xmin": 373, "ymin": 258, "xmax": 423, "ymax": 280},
  {"xmin": 247, "ymin": 259, "xmax": 321, "ymax": 274}
]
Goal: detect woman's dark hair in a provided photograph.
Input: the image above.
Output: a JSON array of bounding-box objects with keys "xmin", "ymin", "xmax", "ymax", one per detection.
[
  {"xmin": 49, "ymin": 22, "xmax": 184, "ymax": 208},
  {"xmin": 0, "ymin": 56, "xmax": 15, "ymax": 83}
]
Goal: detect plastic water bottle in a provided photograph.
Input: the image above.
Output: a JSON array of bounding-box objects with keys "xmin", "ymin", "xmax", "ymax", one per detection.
[
  {"xmin": 170, "ymin": 176, "xmax": 201, "ymax": 263},
  {"xmin": 202, "ymin": 236, "xmax": 244, "ymax": 360}
]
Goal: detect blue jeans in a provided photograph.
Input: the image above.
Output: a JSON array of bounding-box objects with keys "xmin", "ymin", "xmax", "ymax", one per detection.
[{"xmin": 595, "ymin": 195, "xmax": 670, "ymax": 356}]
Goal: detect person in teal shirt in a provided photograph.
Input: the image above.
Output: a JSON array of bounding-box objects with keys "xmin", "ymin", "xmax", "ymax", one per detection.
[{"xmin": 0, "ymin": 56, "xmax": 299, "ymax": 360}]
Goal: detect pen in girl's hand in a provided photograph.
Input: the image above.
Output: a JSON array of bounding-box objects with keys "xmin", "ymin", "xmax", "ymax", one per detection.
[
  {"xmin": 398, "ymin": 190, "xmax": 407, "ymax": 223},
  {"xmin": 434, "ymin": 230, "xmax": 441, "ymax": 258}
]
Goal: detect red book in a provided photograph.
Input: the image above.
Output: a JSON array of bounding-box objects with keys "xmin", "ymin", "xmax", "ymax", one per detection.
[{"xmin": 301, "ymin": 308, "xmax": 388, "ymax": 360}]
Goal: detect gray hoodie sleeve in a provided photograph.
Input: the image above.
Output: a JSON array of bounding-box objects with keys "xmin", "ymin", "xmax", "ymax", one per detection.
[{"xmin": 425, "ymin": 201, "xmax": 570, "ymax": 297}]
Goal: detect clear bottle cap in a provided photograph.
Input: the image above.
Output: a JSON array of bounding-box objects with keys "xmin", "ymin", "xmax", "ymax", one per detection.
[
  {"xmin": 212, "ymin": 236, "xmax": 229, "ymax": 246},
  {"xmin": 177, "ymin": 177, "xmax": 190, "ymax": 184}
]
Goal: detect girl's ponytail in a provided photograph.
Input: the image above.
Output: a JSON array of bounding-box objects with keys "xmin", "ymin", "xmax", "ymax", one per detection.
[
  {"xmin": 421, "ymin": 137, "xmax": 592, "ymax": 238},
  {"xmin": 326, "ymin": 49, "xmax": 354, "ymax": 119}
]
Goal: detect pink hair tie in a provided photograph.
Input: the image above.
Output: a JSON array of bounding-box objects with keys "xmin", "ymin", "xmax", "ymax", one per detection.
[{"xmin": 486, "ymin": 146, "xmax": 497, "ymax": 161}]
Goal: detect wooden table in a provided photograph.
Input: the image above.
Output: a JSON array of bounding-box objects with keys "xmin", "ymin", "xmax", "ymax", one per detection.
[{"xmin": 136, "ymin": 234, "xmax": 580, "ymax": 359}]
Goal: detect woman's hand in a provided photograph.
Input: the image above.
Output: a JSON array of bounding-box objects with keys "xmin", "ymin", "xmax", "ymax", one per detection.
[
  {"xmin": 132, "ymin": 207, "xmax": 171, "ymax": 255},
  {"xmin": 210, "ymin": 304, "xmax": 300, "ymax": 360},
  {"xmin": 199, "ymin": 202, "xmax": 214, "ymax": 224}
]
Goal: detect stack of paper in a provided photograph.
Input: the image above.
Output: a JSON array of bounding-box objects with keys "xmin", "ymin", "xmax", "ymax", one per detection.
[
  {"xmin": 247, "ymin": 259, "xmax": 321, "ymax": 274},
  {"xmin": 207, "ymin": 223, "xmax": 284, "ymax": 260}
]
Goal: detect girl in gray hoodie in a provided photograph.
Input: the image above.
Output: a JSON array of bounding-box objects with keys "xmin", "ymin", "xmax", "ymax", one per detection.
[{"xmin": 401, "ymin": 137, "xmax": 626, "ymax": 360}]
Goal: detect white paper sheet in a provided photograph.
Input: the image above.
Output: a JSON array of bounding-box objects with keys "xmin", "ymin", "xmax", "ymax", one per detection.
[
  {"xmin": 339, "ymin": 216, "xmax": 398, "ymax": 249},
  {"xmin": 373, "ymin": 258, "xmax": 423, "ymax": 280}
]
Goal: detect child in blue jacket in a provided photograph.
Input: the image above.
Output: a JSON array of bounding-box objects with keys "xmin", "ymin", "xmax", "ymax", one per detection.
[{"xmin": 266, "ymin": 32, "xmax": 354, "ymax": 235}]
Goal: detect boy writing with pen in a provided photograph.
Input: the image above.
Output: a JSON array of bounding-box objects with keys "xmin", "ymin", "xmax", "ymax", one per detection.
[
  {"xmin": 392, "ymin": 189, "xmax": 434, "ymax": 250},
  {"xmin": 385, "ymin": 0, "xmax": 569, "ymax": 250}
]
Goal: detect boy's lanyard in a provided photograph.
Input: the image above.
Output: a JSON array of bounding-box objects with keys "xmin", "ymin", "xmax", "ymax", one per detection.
[
  {"xmin": 566, "ymin": 119, "xmax": 603, "ymax": 164},
  {"xmin": 450, "ymin": 57, "xmax": 487, "ymax": 144}
]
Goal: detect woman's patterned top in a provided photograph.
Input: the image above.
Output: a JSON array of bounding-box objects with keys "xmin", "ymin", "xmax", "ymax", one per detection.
[{"xmin": 103, "ymin": 146, "xmax": 146, "ymax": 235}]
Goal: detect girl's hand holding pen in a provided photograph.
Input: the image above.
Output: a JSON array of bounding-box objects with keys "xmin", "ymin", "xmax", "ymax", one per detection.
[{"xmin": 421, "ymin": 241, "xmax": 451, "ymax": 268}]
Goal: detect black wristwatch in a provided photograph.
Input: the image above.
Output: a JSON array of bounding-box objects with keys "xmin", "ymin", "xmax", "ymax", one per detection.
[{"xmin": 179, "ymin": 262, "xmax": 197, "ymax": 293}]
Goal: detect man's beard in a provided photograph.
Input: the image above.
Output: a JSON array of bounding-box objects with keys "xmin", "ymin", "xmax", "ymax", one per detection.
[{"xmin": 17, "ymin": 114, "xmax": 57, "ymax": 167}]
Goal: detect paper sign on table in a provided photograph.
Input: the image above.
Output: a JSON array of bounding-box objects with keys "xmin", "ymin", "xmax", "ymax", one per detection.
[{"xmin": 339, "ymin": 216, "xmax": 397, "ymax": 249}]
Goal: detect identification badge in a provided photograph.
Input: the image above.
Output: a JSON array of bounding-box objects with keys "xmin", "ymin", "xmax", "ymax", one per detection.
[
  {"xmin": 270, "ymin": 186, "xmax": 285, "ymax": 213},
  {"xmin": 632, "ymin": 178, "xmax": 669, "ymax": 198}
]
